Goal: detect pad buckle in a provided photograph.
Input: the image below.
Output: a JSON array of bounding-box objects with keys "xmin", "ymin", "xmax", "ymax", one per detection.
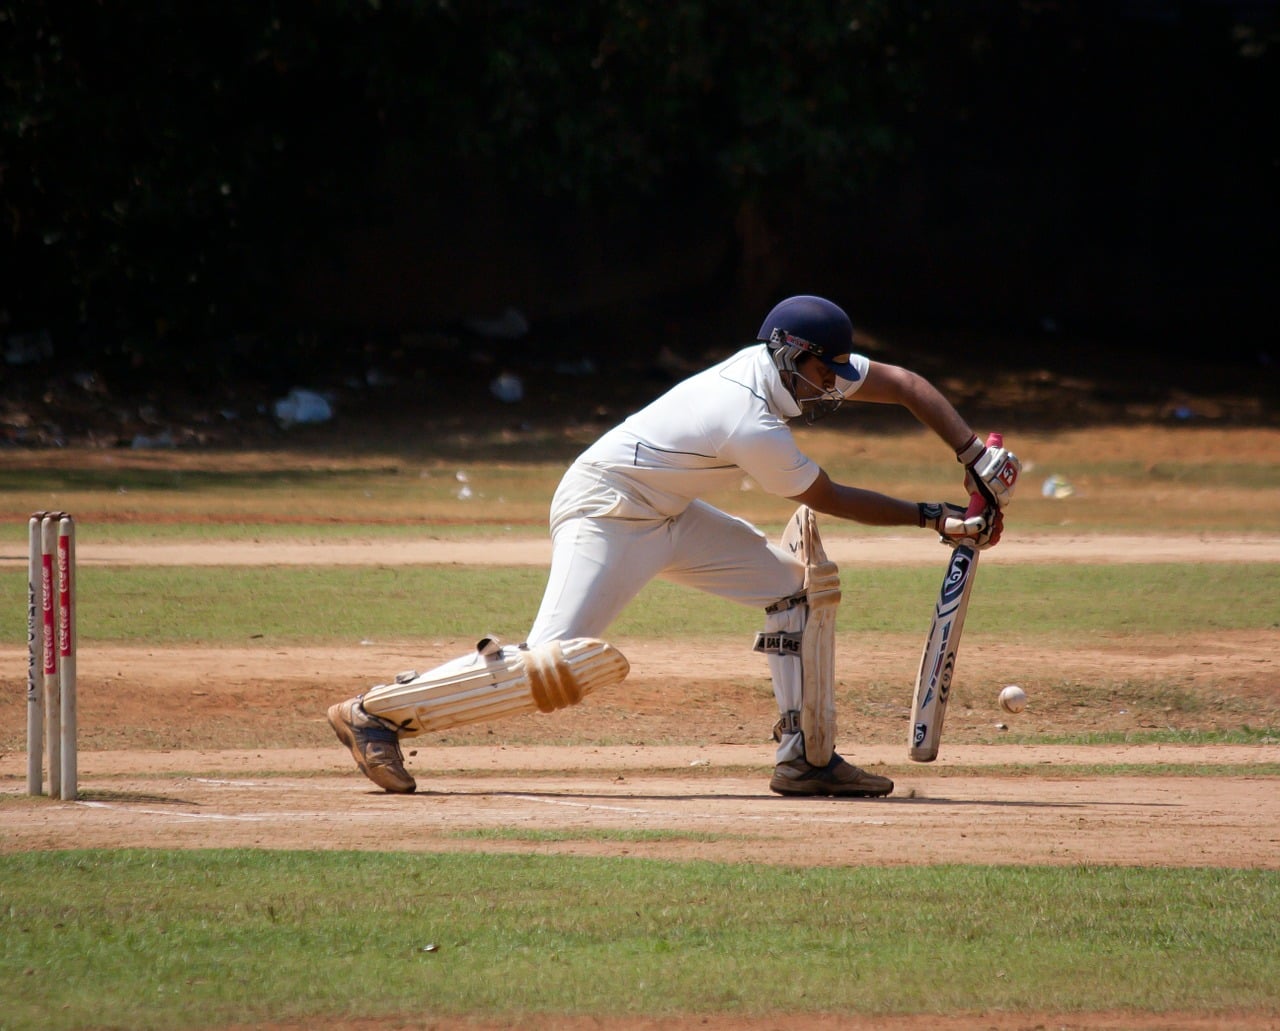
[{"xmin": 772, "ymin": 709, "xmax": 802, "ymax": 741}]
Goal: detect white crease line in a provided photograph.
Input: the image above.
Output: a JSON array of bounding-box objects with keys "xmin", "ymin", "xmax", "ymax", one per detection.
[
  {"xmin": 502, "ymin": 794, "xmax": 650, "ymax": 815},
  {"xmin": 78, "ymin": 800, "xmax": 275, "ymax": 822}
]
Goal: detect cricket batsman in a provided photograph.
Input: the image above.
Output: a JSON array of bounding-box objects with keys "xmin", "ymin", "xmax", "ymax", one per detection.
[{"xmin": 328, "ymin": 295, "xmax": 1019, "ymax": 796}]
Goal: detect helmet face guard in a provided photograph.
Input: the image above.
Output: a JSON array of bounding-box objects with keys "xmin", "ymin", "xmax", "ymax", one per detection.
[
  {"xmin": 766, "ymin": 329, "xmax": 847, "ymax": 423},
  {"xmin": 796, "ymin": 386, "xmax": 847, "ymax": 424}
]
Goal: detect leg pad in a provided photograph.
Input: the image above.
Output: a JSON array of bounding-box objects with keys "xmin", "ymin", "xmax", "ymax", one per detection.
[
  {"xmin": 780, "ymin": 506, "xmax": 840, "ymax": 765},
  {"xmin": 362, "ymin": 637, "xmax": 630, "ymax": 735}
]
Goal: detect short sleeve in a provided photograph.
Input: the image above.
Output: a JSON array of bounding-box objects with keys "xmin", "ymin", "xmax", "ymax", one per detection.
[
  {"xmin": 838, "ymin": 353, "xmax": 872, "ymax": 397},
  {"xmin": 721, "ymin": 421, "xmax": 821, "ymax": 499}
]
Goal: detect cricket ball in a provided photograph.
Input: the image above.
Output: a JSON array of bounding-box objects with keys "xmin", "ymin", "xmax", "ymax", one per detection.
[{"xmin": 999, "ymin": 685, "xmax": 1028, "ymax": 714}]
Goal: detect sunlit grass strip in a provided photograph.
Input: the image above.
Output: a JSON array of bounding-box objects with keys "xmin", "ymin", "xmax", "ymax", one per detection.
[
  {"xmin": 2, "ymin": 562, "xmax": 1276, "ymax": 644},
  {"xmin": 1, "ymin": 851, "xmax": 1277, "ymax": 1030},
  {"xmin": 6, "ymin": 452, "xmax": 1277, "ymax": 497}
]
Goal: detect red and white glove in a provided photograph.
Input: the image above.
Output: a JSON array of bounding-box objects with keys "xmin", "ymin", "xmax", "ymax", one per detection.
[
  {"xmin": 918, "ymin": 501, "xmax": 1003, "ymax": 550},
  {"xmin": 956, "ymin": 434, "xmax": 1021, "ymax": 509}
]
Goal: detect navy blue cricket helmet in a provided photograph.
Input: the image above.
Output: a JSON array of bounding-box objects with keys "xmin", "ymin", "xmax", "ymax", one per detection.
[{"xmin": 756, "ymin": 295, "xmax": 860, "ymax": 381}]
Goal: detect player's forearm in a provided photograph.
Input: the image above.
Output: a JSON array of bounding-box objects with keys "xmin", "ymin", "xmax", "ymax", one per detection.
[
  {"xmin": 832, "ymin": 487, "xmax": 920, "ymax": 526},
  {"xmin": 791, "ymin": 475, "xmax": 919, "ymax": 527},
  {"xmin": 858, "ymin": 362, "xmax": 974, "ymax": 452},
  {"xmin": 888, "ymin": 372, "xmax": 974, "ymax": 451}
]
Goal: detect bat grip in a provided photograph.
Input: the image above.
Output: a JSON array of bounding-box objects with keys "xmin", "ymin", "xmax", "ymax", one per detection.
[{"xmin": 964, "ymin": 432, "xmax": 1004, "ymax": 517}]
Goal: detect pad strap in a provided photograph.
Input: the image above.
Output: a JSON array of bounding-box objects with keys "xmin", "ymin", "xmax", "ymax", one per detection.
[{"xmin": 764, "ymin": 592, "xmax": 806, "ymax": 615}]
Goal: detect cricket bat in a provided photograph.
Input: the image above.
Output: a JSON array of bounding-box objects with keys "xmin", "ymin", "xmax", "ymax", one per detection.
[{"xmin": 908, "ymin": 432, "xmax": 1002, "ymax": 763}]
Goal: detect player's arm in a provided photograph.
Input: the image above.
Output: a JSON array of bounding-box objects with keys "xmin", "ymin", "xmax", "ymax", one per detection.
[
  {"xmin": 851, "ymin": 361, "xmax": 1020, "ymax": 509},
  {"xmin": 849, "ymin": 361, "xmax": 975, "ymax": 451},
  {"xmin": 790, "ymin": 471, "xmax": 1000, "ymax": 547},
  {"xmin": 790, "ymin": 472, "xmax": 916, "ymax": 526}
]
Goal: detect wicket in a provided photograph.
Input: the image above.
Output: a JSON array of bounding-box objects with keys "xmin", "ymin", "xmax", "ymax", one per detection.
[{"xmin": 26, "ymin": 511, "xmax": 77, "ymax": 800}]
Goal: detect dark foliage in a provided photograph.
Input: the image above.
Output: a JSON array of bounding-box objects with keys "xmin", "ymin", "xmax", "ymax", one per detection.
[{"xmin": 1, "ymin": 1, "xmax": 1275, "ymax": 389}]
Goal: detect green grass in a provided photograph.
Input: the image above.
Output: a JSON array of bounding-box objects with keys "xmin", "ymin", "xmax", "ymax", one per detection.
[
  {"xmin": 0, "ymin": 461, "xmax": 566, "ymax": 497},
  {"xmin": 2, "ymin": 562, "xmax": 1275, "ymax": 645},
  {"xmin": 0, "ymin": 462, "xmax": 565, "ymax": 526},
  {"xmin": 1, "ymin": 851, "xmax": 1277, "ymax": 1030},
  {"xmin": 1075, "ymin": 458, "xmax": 1280, "ymax": 489}
]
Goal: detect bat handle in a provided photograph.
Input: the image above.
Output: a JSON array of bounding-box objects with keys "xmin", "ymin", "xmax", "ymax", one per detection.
[{"xmin": 964, "ymin": 432, "xmax": 1004, "ymax": 517}]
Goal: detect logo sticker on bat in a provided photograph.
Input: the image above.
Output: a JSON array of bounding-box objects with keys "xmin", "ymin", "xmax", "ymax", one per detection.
[
  {"xmin": 936, "ymin": 657, "xmax": 956, "ymax": 702},
  {"xmin": 940, "ymin": 551, "xmax": 973, "ymax": 605}
]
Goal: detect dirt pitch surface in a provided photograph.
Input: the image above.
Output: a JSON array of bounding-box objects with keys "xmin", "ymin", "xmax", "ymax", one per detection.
[{"xmin": 2, "ymin": 535, "xmax": 1279, "ymax": 1031}]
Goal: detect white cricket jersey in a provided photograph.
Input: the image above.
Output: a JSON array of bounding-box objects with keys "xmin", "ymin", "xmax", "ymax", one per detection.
[{"xmin": 572, "ymin": 344, "xmax": 870, "ymax": 517}]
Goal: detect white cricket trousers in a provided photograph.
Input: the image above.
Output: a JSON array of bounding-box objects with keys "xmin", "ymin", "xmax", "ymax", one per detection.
[{"xmin": 527, "ymin": 463, "xmax": 804, "ymax": 643}]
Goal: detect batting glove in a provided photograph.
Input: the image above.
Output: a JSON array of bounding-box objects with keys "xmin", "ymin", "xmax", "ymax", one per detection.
[
  {"xmin": 957, "ymin": 435, "xmax": 1022, "ymax": 509},
  {"xmin": 918, "ymin": 502, "xmax": 1003, "ymax": 549}
]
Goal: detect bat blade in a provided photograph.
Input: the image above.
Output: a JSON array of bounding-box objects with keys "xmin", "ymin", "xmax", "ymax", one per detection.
[{"xmin": 908, "ymin": 542, "xmax": 980, "ymax": 762}]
